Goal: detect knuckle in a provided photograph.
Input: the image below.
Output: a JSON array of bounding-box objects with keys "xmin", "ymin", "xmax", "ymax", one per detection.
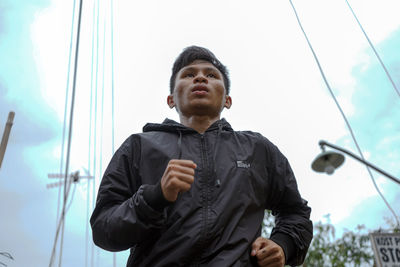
[
  {"xmin": 170, "ymin": 179, "xmax": 179, "ymax": 187},
  {"xmin": 272, "ymin": 246, "xmax": 281, "ymax": 253},
  {"xmin": 256, "ymin": 237, "xmax": 265, "ymax": 242},
  {"xmin": 166, "ymin": 165, "xmax": 174, "ymax": 172},
  {"xmin": 170, "ymin": 170, "xmax": 180, "ymax": 178}
]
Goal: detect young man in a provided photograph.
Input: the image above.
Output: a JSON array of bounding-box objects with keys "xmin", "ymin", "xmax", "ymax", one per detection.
[{"xmin": 90, "ymin": 46, "xmax": 313, "ymax": 267}]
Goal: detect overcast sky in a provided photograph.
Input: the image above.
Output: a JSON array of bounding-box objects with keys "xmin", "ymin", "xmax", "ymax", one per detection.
[{"xmin": 0, "ymin": 0, "xmax": 399, "ymax": 266}]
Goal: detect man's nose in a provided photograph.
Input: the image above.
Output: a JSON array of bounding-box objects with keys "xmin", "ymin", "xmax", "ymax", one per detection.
[{"xmin": 194, "ymin": 74, "xmax": 207, "ymax": 83}]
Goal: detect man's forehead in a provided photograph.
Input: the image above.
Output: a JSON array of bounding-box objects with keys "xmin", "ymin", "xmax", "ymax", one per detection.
[{"xmin": 180, "ymin": 60, "xmax": 219, "ymax": 72}]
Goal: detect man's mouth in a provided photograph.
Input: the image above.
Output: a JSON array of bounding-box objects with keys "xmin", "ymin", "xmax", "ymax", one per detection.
[{"xmin": 191, "ymin": 86, "xmax": 209, "ymax": 95}]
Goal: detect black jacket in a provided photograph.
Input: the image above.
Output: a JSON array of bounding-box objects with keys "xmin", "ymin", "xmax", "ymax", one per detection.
[{"xmin": 90, "ymin": 118, "xmax": 312, "ymax": 266}]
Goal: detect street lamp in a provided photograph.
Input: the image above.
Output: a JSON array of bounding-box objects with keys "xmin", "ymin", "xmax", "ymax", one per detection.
[{"xmin": 311, "ymin": 140, "xmax": 400, "ymax": 185}]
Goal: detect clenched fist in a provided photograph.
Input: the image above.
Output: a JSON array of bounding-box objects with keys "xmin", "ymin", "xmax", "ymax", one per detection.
[
  {"xmin": 161, "ymin": 159, "xmax": 197, "ymax": 202},
  {"xmin": 251, "ymin": 237, "xmax": 285, "ymax": 267}
]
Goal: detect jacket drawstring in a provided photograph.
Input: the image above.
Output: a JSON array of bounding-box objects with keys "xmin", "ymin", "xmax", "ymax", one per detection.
[
  {"xmin": 177, "ymin": 130, "xmax": 183, "ymax": 159},
  {"xmin": 213, "ymin": 123, "xmax": 223, "ymax": 188},
  {"xmin": 233, "ymin": 130, "xmax": 246, "ymax": 160}
]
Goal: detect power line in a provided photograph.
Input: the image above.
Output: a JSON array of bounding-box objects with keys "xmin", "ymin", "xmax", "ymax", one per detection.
[
  {"xmin": 65, "ymin": 183, "xmax": 77, "ymax": 213},
  {"xmin": 111, "ymin": 0, "xmax": 116, "ymax": 265},
  {"xmin": 58, "ymin": 0, "xmax": 84, "ymax": 264},
  {"xmin": 345, "ymin": 0, "xmax": 400, "ymax": 100},
  {"xmin": 57, "ymin": 0, "xmax": 77, "ymax": 232},
  {"xmin": 50, "ymin": 0, "xmax": 119, "ymax": 266},
  {"xmin": 93, "ymin": 4, "xmax": 108, "ymax": 266},
  {"xmin": 288, "ymin": 0, "xmax": 400, "ymax": 226},
  {"xmin": 91, "ymin": 0, "xmax": 100, "ymax": 266},
  {"xmin": 49, "ymin": 176, "xmax": 74, "ymax": 267},
  {"xmin": 111, "ymin": 0, "xmax": 115, "ymax": 156},
  {"xmin": 49, "ymin": 0, "xmax": 78, "ymax": 265},
  {"xmin": 48, "ymin": 0, "xmax": 84, "ymax": 266},
  {"xmin": 48, "ymin": 172, "xmax": 93, "ymax": 267},
  {"xmin": 85, "ymin": 0, "xmax": 98, "ymax": 266}
]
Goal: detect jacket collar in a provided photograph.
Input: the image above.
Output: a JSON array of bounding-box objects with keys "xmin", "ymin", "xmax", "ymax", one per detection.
[{"xmin": 143, "ymin": 118, "xmax": 233, "ymax": 133}]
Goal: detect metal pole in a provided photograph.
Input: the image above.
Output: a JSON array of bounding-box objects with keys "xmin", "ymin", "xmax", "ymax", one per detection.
[
  {"xmin": 319, "ymin": 140, "xmax": 400, "ymax": 185},
  {"xmin": 0, "ymin": 111, "xmax": 15, "ymax": 169}
]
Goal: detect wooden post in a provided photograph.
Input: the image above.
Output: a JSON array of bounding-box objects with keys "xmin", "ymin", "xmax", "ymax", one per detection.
[{"xmin": 0, "ymin": 111, "xmax": 15, "ymax": 169}]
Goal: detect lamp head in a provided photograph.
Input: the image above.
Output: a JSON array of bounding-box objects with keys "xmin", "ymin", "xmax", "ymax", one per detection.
[{"xmin": 311, "ymin": 150, "xmax": 345, "ymax": 175}]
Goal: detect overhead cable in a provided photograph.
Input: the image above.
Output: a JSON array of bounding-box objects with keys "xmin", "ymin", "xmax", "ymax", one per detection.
[
  {"xmin": 57, "ymin": 0, "xmax": 84, "ymax": 265},
  {"xmin": 91, "ymin": 0, "xmax": 101, "ymax": 266},
  {"xmin": 111, "ymin": 0, "xmax": 116, "ymax": 265},
  {"xmin": 57, "ymin": 0, "xmax": 77, "ymax": 233},
  {"xmin": 345, "ymin": 0, "xmax": 400, "ymax": 100},
  {"xmin": 288, "ymin": 0, "xmax": 400, "ymax": 226},
  {"xmin": 49, "ymin": 0, "xmax": 78, "ymax": 265},
  {"xmin": 85, "ymin": 0, "xmax": 98, "ymax": 266}
]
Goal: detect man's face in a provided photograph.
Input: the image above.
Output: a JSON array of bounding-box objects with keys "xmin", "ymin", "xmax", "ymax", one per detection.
[{"xmin": 168, "ymin": 60, "xmax": 231, "ymax": 117}]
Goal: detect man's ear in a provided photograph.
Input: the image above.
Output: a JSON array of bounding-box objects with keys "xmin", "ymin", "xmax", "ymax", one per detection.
[
  {"xmin": 167, "ymin": 95, "xmax": 175, "ymax": 109},
  {"xmin": 224, "ymin": 95, "xmax": 232, "ymax": 109}
]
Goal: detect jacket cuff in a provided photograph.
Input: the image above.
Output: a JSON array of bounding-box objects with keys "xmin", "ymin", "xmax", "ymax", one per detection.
[
  {"xmin": 142, "ymin": 182, "xmax": 173, "ymax": 211},
  {"xmin": 270, "ymin": 232, "xmax": 296, "ymax": 264}
]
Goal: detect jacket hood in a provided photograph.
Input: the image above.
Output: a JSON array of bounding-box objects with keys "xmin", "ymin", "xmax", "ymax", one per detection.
[{"xmin": 143, "ymin": 118, "xmax": 233, "ymax": 133}]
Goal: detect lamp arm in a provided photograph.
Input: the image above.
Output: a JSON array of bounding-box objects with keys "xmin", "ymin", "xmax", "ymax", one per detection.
[{"xmin": 319, "ymin": 140, "xmax": 400, "ymax": 185}]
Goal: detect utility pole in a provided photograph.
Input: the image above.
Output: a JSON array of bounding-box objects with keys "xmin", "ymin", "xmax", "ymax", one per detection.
[{"xmin": 0, "ymin": 111, "xmax": 15, "ymax": 169}]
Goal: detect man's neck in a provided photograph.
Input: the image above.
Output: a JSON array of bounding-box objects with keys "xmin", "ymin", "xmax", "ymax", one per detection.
[{"xmin": 179, "ymin": 115, "xmax": 221, "ymax": 134}]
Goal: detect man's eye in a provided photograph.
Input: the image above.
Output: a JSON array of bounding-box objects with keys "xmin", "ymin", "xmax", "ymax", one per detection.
[
  {"xmin": 184, "ymin": 73, "xmax": 194, "ymax": 77},
  {"xmin": 207, "ymin": 73, "xmax": 216, "ymax": 78}
]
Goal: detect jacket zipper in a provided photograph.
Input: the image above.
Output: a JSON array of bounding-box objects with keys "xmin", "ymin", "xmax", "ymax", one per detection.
[
  {"xmin": 200, "ymin": 134, "xmax": 210, "ymax": 258},
  {"xmin": 185, "ymin": 134, "xmax": 209, "ymax": 266}
]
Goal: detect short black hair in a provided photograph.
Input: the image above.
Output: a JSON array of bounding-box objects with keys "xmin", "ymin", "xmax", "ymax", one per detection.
[{"xmin": 169, "ymin": 46, "xmax": 230, "ymax": 95}]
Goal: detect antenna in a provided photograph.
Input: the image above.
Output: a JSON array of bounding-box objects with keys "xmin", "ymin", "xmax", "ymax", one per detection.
[
  {"xmin": 48, "ymin": 170, "xmax": 93, "ymax": 267},
  {"xmin": 47, "ymin": 171, "xmax": 94, "ymax": 189}
]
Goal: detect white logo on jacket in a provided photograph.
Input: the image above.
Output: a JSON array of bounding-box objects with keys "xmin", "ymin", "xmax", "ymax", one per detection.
[{"xmin": 236, "ymin": 160, "xmax": 250, "ymax": 168}]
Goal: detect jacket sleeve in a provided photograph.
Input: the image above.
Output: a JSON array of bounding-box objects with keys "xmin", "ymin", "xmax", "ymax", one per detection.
[
  {"xmin": 90, "ymin": 136, "xmax": 167, "ymax": 252},
  {"xmin": 264, "ymin": 141, "xmax": 313, "ymax": 266}
]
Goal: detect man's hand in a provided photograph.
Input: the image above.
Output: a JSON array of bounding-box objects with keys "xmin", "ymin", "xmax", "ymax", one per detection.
[
  {"xmin": 161, "ymin": 159, "xmax": 197, "ymax": 202},
  {"xmin": 251, "ymin": 237, "xmax": 285, "ymax": 267}
]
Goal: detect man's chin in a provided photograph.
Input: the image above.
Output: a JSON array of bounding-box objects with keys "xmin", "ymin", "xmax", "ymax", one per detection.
[{"xmin": 181, "ymin": 105, "xmax": 220, "ymax": 117}]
